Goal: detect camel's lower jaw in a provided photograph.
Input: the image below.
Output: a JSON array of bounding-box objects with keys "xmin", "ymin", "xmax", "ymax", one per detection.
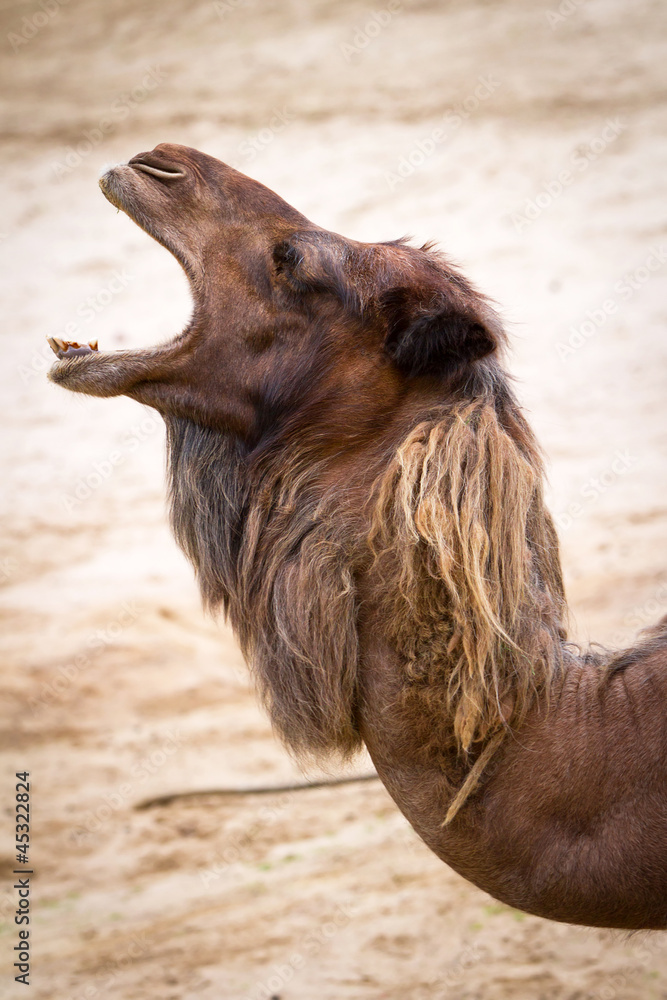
[
  {"xmin": 47, "ymin": 341, "xmax": 175, "ymax": 402},
  {"xmin": 46, "ymin": 345, "xmax": 131, "ymax": 398},
  {"xmin": 47, "ymin": 337, "xmax": 103, "ymax": 391},
  {"xmin": 47, "ymin": 352, "xmax": 99, "ymax": 392}
]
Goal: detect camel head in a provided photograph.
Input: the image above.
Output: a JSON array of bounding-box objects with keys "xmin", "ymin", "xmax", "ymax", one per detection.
[
  {"xmin": 46, "ymin": 144, "xmax": 571, "ymax": 830},
  {"xmin": 48, "ymin": 143, "xmax": 503, "ymax": 445}
]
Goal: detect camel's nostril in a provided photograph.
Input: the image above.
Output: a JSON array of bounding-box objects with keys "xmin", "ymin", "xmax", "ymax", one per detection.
[
  {"xmin": 129, "ymin": 156, "xmax": 186, "ymax": 181},
  {"xmin": 131, "ymin": 163, "xmax": 186, "ymax": 181}
]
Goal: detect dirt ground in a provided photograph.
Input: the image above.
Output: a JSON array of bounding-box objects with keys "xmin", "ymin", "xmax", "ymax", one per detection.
[{"xmin": 1, "ymin": 0, "xmax": 667, "ymax": 997}]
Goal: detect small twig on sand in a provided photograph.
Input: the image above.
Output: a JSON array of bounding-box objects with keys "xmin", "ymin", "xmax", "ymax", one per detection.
[{"xmin": 135, "ymin": 772, "xmax": 380, "ymax": 810}]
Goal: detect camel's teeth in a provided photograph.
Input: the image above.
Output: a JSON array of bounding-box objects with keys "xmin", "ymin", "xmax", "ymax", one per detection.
[
  {"xmin": 88, "ymin": 340, "xmax": 98, "ymax": 351},
  {"xmin": 47, "ymin": 337, "xmax": 60, "ymax": 355},
  {"xmin": 53, "ymin": 337, "xmax": 67, "ymax": 351}
]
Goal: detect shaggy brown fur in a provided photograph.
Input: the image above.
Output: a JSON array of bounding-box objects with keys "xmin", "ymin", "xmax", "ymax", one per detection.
[
  {"xmin": 166, "ymin": 416, "xmax": 362, "ymax": 760},
  {"xmin": 48, "ymin": 144, "xmax": 667, "ymax": 930}
]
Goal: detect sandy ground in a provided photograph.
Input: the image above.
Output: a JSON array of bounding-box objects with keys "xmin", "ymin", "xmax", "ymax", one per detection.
[{"xmin": 1, "ymin": 0, "xmax": 667, "ymax": 997}]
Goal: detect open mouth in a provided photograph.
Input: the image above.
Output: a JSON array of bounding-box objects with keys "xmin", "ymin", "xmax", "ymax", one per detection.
[
  {"xmin": 47, "ymin": 337, "xmax": 99, "ymax": 359},
  {"xmin": 50, "ymin": 150, "xmax": 194, "ymax": 365},
  {"xmin": 128, "ymin": 155, "xmax": 186, "ymax": 182}
]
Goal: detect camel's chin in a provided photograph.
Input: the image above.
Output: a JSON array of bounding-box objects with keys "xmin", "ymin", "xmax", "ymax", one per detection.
[
  {"xmin": 47, "ymin": 350, "xmax": 103, "ymax": 391},
  {"xmin": 47, "ymin": 339, "xmax": 101, "ymax": 388}
]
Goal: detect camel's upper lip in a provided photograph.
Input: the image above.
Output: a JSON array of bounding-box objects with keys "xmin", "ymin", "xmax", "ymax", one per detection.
[
  {"xmin": 128, "ymin": 154, "xmax": 186, "ymax": 181},
  {"xmin": 98, "ymin": 152, "xmax": 203, "ymax": 291}
]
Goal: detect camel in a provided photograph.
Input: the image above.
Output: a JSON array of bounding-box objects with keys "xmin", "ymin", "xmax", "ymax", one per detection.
[{"xmin": 48, "ymin": 143, "xmax": 667, "ymax": 930}]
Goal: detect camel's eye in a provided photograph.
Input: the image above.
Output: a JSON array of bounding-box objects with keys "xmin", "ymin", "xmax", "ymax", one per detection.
[
  {"xmin": 273, "ymin": 239, "xmax": 301, "ymax": 272},
  {"xmin": 273, "ymin": 240, "xmax": 309, "ymax": 292}
]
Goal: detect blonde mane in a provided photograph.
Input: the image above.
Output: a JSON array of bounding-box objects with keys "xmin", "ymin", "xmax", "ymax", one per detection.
[{"xmin": 370, "ymin": 393, "xmax": 567, "ymax": 815}]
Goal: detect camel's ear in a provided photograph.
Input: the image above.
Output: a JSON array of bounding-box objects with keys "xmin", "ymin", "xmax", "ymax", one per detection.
[{"xmin": 380, "ymin": 286, "xmax": 499, "ymax": 377}]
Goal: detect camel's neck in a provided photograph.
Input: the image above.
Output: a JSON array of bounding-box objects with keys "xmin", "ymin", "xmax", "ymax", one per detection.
[
  {"xmin": 164, "ymin": 388, "xmax": 569, "ymax": 775},
  {"xmin": 164, "ymin": 405, "xmax": 667, "ymax": 932},
  {"xmin": 356, "ymin": 626, "xmax": 667, "ymax": 930}
]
